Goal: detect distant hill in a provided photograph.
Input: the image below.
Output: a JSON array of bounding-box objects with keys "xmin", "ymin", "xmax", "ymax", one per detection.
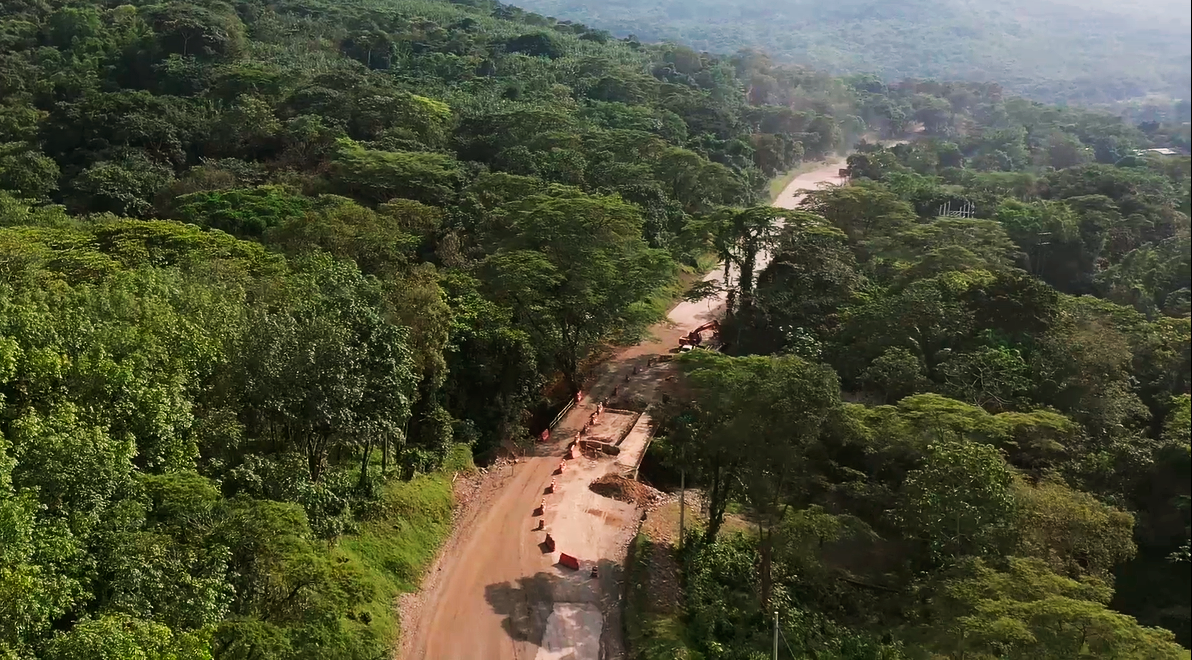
[{"xmin": 512, "ymin": 0, "xmax": 1192, "ymax": 106}]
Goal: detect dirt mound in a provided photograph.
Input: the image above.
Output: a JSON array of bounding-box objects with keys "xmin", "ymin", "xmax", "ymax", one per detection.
[{"xmin": 590, "ymin": 474, "xmax": 664, "ymax": 508}]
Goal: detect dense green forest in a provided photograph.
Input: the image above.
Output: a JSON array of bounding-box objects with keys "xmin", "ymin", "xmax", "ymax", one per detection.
[
  {"xmin": 512, "ymin": 0, "xmax": 1192, "ymax": 108},
  {"xmin": 641, "ymin": 118, "xmax": 1192, "ymax": 657},
  {"xmin": 0, "ymin": 0, "xmax": 1187, "ymax": 658}
]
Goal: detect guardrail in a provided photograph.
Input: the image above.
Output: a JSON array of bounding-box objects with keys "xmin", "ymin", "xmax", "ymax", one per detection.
[{"xmin": 547, "ymin": 397, "xmax": 576, "ymax": 430}]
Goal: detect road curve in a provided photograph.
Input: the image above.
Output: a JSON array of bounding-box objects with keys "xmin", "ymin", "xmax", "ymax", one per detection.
[
  {"xmin": 667, "ymin": 158, "xmax": 847, "ymax": 331},
  {"xmin": 398, "ymin": 158, "xmax": 846, "ymax": 660}
]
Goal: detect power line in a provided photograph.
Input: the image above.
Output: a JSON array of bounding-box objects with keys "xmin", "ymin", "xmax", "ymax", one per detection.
[{"xmin": 778, "ymin": 622, "xmax": 799, "ymax": 659}]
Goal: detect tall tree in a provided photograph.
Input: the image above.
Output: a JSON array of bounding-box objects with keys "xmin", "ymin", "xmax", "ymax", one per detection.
[
  {"xmin": 679, "ymin": 351, "xmax": 841, "ymax": 606},
  {"xmin": 482, "ymin": 187, "xmax": 673, "ymax": 393},
  {"xmin": 896, "ymin": 440, "xmax": 1018, "ymax": 566}
]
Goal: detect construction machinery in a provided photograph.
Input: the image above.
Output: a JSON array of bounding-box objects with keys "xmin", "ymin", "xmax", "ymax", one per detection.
[{"xmin": 678, "ymin": 320, "xmax": 721, "ymax": 351}]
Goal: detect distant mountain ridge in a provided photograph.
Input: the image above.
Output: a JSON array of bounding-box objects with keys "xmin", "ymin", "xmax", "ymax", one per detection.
[{"xmin": 513, "ymin": 0, "xmax": 1192, "ymax": 106}]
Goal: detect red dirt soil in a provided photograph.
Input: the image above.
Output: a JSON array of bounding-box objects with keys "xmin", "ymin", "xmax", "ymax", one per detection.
[
  {"xmin": 589, "ymin": 474, "xmax": 665, "ymax": 508},
  {"xmin": 397, "ymin": 160, "xmax": 845, "ymax": 660}
]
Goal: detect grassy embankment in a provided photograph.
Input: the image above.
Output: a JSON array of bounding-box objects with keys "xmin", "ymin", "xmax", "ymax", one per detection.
[
  {"xmin": 625, "ymin": 533, "xmax": 702, "ymax": 660},
  {"xmin": 337, "ymin": 444, "xmax": 475, "ymax": 649},
  {"xmin": 646, "ymin": 252, "xmax": 721, "ymax": 318}
]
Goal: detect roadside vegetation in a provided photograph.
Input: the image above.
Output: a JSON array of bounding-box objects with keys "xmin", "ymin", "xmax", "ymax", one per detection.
[
  {"xmin": 626, "ymin": 534, "xmax": 699, "ymax": 660},
  {"xmin": 645, "ymin": 137, "xmax": 1191, "ymax": 658},
  {"xmin": 0, "ymin": 0, "xmax": 1187, "ymax": 658}
]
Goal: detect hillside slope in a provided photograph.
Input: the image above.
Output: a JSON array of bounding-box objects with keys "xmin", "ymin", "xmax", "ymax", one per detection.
[{"xmin": 513, "ymin": 0, "xmax": 1192, "ymax": 105}]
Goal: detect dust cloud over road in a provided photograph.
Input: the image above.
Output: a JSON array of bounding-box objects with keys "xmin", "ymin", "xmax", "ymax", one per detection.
[{"xmin": 398, "ymin": 158, "xmax": 845, "ymax": 660}]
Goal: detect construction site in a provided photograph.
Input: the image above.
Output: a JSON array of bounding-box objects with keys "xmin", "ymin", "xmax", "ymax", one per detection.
[{"xmin": 399, "ymin": 160, "xmax": 845, "ymax": 660}]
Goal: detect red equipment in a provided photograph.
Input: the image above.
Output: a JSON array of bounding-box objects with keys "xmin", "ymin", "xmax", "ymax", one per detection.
[{"xmin": 678, "ymin": 320, "xmax": 721, "ymax": 348}]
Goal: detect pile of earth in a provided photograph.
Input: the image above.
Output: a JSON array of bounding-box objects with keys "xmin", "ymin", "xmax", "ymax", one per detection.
[{"xmin": 590, "ymin": 474, "xmax": 665, "ymax": 508}]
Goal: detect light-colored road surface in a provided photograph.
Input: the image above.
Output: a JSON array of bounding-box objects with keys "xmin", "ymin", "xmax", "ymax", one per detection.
[
  {"xmin": 398, "ymin": 159, "xmax": 845, "ymax": 660},
  {"xmin": 667, "ymin": 159, "xmax": 846, "ymax": 331}
]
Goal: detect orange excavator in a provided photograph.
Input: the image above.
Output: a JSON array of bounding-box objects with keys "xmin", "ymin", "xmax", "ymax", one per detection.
[{"xmin": 678, "ymin": 320, "xmax": 721, "ymax": 350}]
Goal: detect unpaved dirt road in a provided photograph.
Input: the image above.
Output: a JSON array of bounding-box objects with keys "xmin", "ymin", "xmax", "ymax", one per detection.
[
  {"xmin": 398, "ymin": 159, "xmax": 845, "ymax": 660},
  {"xmin": 668, "ymin": 159, "xmax": 847, "ymax": 331}
]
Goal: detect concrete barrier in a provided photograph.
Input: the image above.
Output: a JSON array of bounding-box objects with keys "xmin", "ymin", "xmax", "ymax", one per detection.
[
  {"xmin": 559, "ymin": 553, "xmax": 580, "ymax": 570},
  {"xmin": 579, "ymin": 439, "xmax": 621, "ymax": 455},
  {"xmin": 614, "ymin": 411, "xmax": 643, "ymax": 446}
]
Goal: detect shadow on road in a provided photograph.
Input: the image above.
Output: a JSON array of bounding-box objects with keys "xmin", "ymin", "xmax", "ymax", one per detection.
[
  {"xmin": 484, "ymin": 572, "xmax": 557, "ymax": 646},
  {"xmin": 483, "ymin": 559, "xmax": 621, "ymax": 650}
]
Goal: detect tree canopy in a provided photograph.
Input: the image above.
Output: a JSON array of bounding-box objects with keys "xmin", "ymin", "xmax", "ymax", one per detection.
[
  {"xmin": 0, "ymin": 0, "xmax": 1188, "ymax": 657},
  {"xmin": 646, "ymin": 96, "xmax": 1189, "ymax": 659}
]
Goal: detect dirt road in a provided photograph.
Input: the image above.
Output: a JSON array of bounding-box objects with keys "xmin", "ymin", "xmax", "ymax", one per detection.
[
  {"xmin": 667, "ymin": 158, "xmax": 847, "ymax": 331},
  {"xmin": 398, "ymin": 159, "xmax": 845, "ymax": 660}
]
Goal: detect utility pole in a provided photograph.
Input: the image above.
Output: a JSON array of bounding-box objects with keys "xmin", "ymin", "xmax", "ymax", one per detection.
[
  {"xmin": 1033, "ymin": 231, "xmax": 1052, "ymax": 278},
  {"xmin": 773, "ymin": 611, "xmax": 779, "ymax": 660}
]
